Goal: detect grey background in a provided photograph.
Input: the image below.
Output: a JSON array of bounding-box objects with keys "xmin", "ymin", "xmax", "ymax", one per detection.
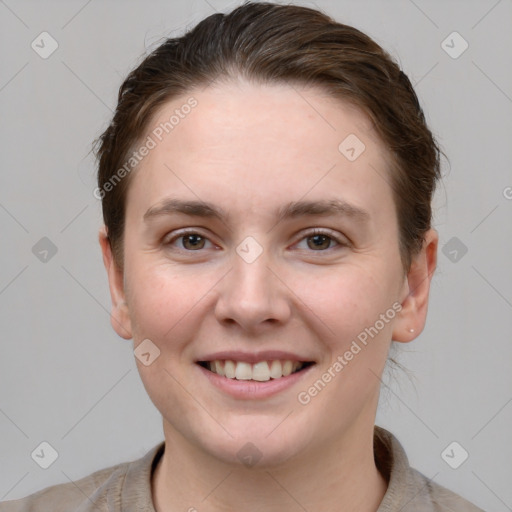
[{"xmin": 0, "ymin": 0, "xmax": 511, "ymax": 510}]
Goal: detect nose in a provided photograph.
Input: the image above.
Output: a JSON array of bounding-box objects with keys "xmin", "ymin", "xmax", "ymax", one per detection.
[{"xmin": 214, "ymin": 249, "xmax": 291, "ymax": 333}]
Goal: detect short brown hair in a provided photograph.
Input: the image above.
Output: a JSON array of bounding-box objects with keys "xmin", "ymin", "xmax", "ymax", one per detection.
[{"xmin": 95, "ymin": 1, "xmax": 443, "ymax": 273}]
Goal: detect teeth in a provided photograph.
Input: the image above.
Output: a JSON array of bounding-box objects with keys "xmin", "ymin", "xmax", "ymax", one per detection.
[
  {"xmin": 252, "ymin": 361, "xmax": 270, "ymax": 382},
  {"xmin": 269, "ymin": 360, "xmax": 283, "ymax": 379},
  {"xmin": 224, "ymin": 360, "xmax": 236, "ymax": 379},
  {"xmin": 282, "ymin": 360, "xmax": 293, "ymax": 376},
  {"xmin": 213, "ymin": 360, "xmax": 224, "ymax": 377},
  {"xmin": 205, "ymin": 359, "xmax": 307, "ymax": 380},
  {"xmin": 235, "ymin": 362, "xmax": 252, "ymax": 380}
]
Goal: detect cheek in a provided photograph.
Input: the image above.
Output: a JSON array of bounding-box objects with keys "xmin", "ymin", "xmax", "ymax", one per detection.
[
  {"xmin": 296, "ymin": 270, "xmax": 395, "ymax": 414},
  {"xmin": 125, "ymin": 259, "xmax": 217, "ymax": 345},
  {"xmin": 298, "ymin": 265, "xmax": 396, "ymax": 345}
]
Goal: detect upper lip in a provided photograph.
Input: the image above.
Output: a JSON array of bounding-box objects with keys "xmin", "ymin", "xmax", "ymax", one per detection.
[{"xmin": 196, "ymin": 350, "xmax": 316, "ymax": 364}]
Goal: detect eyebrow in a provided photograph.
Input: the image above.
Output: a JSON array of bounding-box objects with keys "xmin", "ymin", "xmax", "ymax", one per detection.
[
  {"xmin": 143, "ymin": 197, "xmax": 370, "ymax": 224},
  {"xmin": 276, "ymin": 198, "xmax": 370, "ymax": 224},
  {"xmin": 143, "ymin": 198, "xmax": 228, "ymax": 222}
]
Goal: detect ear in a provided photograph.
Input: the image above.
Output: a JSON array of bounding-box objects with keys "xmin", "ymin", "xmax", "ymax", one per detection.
[
  {"xmin": 392, "ymin": 228, "xmax": 438, "ymax": 343},
  {"xmin": 98, "ymin": 225, "xmax": 133, "ymax": 339}
]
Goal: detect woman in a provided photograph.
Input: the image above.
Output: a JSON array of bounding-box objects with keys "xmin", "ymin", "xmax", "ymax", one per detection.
[{"xmin": 2, "ymin": 2, "xmax": 483, "ymax": 510}]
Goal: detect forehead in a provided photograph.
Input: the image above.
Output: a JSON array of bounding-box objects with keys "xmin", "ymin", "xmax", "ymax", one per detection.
[{"xmin": 126, "ymin": 80, "xmax": 395, "ymax": 224}]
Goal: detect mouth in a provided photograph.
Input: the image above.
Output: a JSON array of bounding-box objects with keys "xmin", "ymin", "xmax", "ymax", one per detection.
[{"xmin": 197, "ymin": 359, "xmax": 315, "ymax": 381}]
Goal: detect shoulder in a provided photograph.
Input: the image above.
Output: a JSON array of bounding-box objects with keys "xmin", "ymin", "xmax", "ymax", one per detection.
[
  {"xmin": 374, "ymin": 426, "xmax": 484, "ymax": 511},
  {"xmin": 0, "ymin": 464, "xmax": 125, "ymax": 512},
  {"xmin": 406, "ymin": 466, "xmax": 485, "ymax": 511},
  {"xmin": 0, "ymin": 442, "xmax": 164, "ymax": 512}
]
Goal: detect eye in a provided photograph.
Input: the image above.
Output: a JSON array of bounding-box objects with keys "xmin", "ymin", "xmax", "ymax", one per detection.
[
  {"xmin": 295, "ymin": 228, "xmax": 346, "ymax": 251},
  {"xmin": 163, "ymin": 228, "xmax": 347, "ymax": 253},
  {"xmin": 164, "ymin": 230, "xmax": 215, "ymax": 251}
]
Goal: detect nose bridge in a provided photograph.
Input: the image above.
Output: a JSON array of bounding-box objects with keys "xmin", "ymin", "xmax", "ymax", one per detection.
[{"xmin": 214, "ymin": 243, "xmax": 290, "ymax": 328}]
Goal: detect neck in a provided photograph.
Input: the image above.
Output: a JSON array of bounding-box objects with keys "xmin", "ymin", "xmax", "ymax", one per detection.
[{"xmin": 152, "ymin": 419, "xmax": 388, "ymax": 512}]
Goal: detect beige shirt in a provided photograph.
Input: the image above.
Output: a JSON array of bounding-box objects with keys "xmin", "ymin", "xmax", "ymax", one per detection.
[{"xmin": 1, "ymin": 426, "xmax": 484, "ymax": 511}]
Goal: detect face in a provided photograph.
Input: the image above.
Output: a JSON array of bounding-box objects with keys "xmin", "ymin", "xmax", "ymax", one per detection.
[{"xmin": 101, "ymin": 79, "xmax": 437, "ymax": 467}]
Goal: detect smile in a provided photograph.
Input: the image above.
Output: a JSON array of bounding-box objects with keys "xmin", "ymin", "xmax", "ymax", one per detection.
[{"xmin": 198, "ymin": 360, "xmax": 314, "ymax": 381}]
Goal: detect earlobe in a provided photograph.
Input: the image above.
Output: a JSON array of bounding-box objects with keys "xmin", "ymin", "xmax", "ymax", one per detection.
[
  {"xmin": 98, "ymin": 226, "xmax": 133, "ymax": 340},
  {"xmin": 392, "ymin": 229, "xmax": 438, "ymax": 343}
]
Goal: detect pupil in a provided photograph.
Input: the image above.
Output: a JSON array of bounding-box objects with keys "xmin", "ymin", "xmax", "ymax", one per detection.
[
  {"xmin": 184, "ymin": 234, "xmax": 204, "ymax": 249},
  {"xmin": 308, "ymin": 234, "xmax": 330, "ymax": 250}
]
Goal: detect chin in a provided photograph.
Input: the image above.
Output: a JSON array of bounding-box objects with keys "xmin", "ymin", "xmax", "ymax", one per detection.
[
  {"xmin": 199, "ymin": 419, "xmax": 311, "ymax": 469},
  {"xmin": 209, "ymin": 438, "xmax": 304, "ymax": 469}
]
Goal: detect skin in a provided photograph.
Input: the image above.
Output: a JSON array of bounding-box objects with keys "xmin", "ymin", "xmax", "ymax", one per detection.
[{"xmin": 99, "ymin": 79, "xmax": 438, "ymax": 511}]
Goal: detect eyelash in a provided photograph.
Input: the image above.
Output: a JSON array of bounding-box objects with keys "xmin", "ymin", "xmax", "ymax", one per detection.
[{"xmin": 163, "ymin": 228, "xmax": 348, "ymax": 252}]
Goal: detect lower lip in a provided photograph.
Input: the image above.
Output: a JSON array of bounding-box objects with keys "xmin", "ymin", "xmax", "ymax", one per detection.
[{"xmin": 197, "ymin": 363, "xmax": 315, "ymax": 399}]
